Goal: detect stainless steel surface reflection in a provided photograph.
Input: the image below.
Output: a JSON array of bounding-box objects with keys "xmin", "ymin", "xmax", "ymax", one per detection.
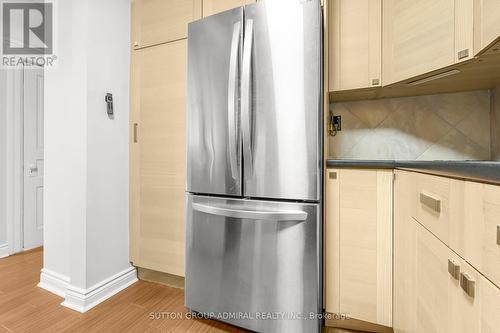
[
  {"xmin": 243, "ymin": 2, "xmax": 322, "ymax": 201},
  {"xmin": 186, "ymin": 1, "xmax": 323, "ymax": 332},
  {"xmin": 187, "ymin": 8, "xmax": 244, "ymax": 197},
  {"xmin": 186, "ymin": 194, "xmax": 321, "ymax": 333}
]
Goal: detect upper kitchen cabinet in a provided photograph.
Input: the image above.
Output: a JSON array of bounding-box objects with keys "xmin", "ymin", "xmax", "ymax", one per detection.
[
  {"xmin": 382, "ymin": 0, "xmax": 473, "ymax": 86},
  {"xmin": 474, "ymin": 0, "xmax": 500, "ymax": 55},
  {"xmin": 203, "ymin": 0, "xmax": 255, "ymax": 17},
  {"xmin": 329, "ymin": 0, "xmax": 382, "ymax": 91},
  {"xmin": 132, "ymin": 0, "xmax": 202, "ymax": 49}
]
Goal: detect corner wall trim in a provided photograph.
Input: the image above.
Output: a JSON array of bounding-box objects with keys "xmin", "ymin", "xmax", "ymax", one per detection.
[
  {"xmin": 0, "ymin": 243, "xmax": 9, "ymax": 259},
  {"xmin": 38, "ymin": 268, "xmax": 70, "ymax": 298},
  {"xmin": 61, "ymin": 266, "xmax": 138, "ymax": 313}
]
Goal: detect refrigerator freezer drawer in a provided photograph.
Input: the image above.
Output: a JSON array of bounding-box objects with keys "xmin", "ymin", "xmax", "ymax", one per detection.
[{"xmin": 186, "ymin": 194, "xmax": 322, "ymax": 333}]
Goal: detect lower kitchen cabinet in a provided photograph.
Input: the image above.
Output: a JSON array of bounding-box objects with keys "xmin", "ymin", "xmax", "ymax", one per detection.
[
  {"xmin": 393, "ymin": 171, "xmax": 417, "ymax": 333},
  {"xmin": 456, "ymin": 182, "xmax": 500, "ymax": 289},
  {"xmin": 394, "ymin": 170, "xmax": 500, "ymax": 333},
  {"xmin": 130, "ymin": 40, "xmax": 187, "ymax": 277},
  {"xmin": 325, "ymin": 169, "xmax": 393, "ymax": 327},
  {"xmin": 481, "ymin": 275, "xmax": 500, "ymax": 332}
]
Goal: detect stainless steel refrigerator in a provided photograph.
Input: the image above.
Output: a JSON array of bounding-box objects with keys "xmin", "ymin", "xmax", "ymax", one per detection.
[{"xmin": 186, "ymin": 1, "xmax": 323, "ymax": 332}]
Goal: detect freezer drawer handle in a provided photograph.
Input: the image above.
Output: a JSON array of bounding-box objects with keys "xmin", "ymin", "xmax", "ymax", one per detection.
[{"xmin": 192, "ymin": 203, "xmax": 308, "ymax": 222}]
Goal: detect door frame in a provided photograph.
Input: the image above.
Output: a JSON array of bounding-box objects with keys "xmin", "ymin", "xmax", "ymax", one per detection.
[{"xmin": 5, "ymin": 66, "xmax": 24, "ymax": 255}]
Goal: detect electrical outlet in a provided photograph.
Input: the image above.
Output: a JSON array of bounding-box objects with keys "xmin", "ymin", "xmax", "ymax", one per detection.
[{"xmin": 333, "ymin": 115, "xmax": 341, "ymax": 131}]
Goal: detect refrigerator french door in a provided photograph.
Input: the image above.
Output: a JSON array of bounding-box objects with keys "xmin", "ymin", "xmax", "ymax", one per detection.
[{"xmin": 186, "ymin": 1, "xmax": 322, "ymax": 332}]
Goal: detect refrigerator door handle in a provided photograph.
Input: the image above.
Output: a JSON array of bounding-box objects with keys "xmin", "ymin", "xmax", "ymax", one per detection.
[
  {"xmin": 241, "ymin": 19, "xmax": 254, "ymax": 177},
  {"xmin": 192, "ymin": 203, "xmax": 308, "ymax": 222},
  {"xmin": 228, "ymin": 21, "xmax": 241, "ymax": 180}
]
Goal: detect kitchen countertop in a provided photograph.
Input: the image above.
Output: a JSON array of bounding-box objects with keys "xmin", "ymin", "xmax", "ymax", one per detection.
[{"xmin": 326, "ymin": 159, "xmax": 500, "ymax": 185}]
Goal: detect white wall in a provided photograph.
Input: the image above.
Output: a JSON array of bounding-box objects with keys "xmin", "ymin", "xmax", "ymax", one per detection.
[
  {"xmin": 0, "ymin": 70, "xmax": 7, "ymax": 252},
  {"xmin": 43, "ymin": 0, "xmax": 81, "ymax": 281},
  {"xmin": 42, "ymin": 0, "xmax": 135, "ymax": 309},
  {"xmin": 85, "ymin": 0, "xmax": 131, "ymax": 287}
]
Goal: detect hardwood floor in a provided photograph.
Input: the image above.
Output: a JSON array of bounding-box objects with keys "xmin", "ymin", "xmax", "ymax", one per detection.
[
  {"xmin": 0, "ymin": 248, "xmax": 246, "ymax": 333},
  {"xmin": 0, "ymin": 249, "xmax": 368, "ymax": 333}
]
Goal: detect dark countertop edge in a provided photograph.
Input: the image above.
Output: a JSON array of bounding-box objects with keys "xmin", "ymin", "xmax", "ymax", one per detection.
[
  {"xmin": 326, "ymin": 160, "xmax": 500, "ymax": 186},
  {"xmin": 326, "ymin": 159, "xmax": 396, "ymax": 169}
]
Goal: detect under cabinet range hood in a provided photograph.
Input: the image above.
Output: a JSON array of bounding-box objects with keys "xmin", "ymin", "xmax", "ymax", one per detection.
[{"xmin": 186, "ymin": 1, "xmax": 323, "ymax": 332}]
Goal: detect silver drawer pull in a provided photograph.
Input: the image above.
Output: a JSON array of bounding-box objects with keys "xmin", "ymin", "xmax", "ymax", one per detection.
[
  {"xmin": 448, "ymin": 259, "xmax": 460, "ymax": 280},
  {"xmin": 420, "ymin": 193, "xmax": 441, "ymax": 213},
  {"xmin": 460, "ymin": 272, "xmax": 475, "ymax": 298}
]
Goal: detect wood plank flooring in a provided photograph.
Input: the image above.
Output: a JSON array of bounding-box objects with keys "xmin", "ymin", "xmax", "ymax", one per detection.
[
  {"xmin": 0, "ymin": 249, "xmax": 364, "ymax": 333},
  {"xmin": 0, "ymin": 248, "xmax": 246, "ymax": 333}
]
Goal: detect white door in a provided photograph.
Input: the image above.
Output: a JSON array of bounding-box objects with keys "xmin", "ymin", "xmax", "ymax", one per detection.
[{"xmin": 23, "ymin": 67, "xmax": 44, "ymax": 250}]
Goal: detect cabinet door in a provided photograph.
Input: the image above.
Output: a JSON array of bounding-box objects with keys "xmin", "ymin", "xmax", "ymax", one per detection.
[
  {"xmin": 132, "ymin": 0, "xmax": 202, "ymax": 49},
  {"xmin": 329, "ymin": 0, "xmax": 382, "ymax": 91},
  {"xmin": 203, "ymin": 0, "xmax": 255, "ymax": 17},
  {"xmin": 325, "ymin": 169, "xmax": 393, "ymax": 326},
  {"xmin": 416, "ymin": 223, "xmax": 450, "ymax": 333},
  {"xmin": 130, "ymin": 40, "xmax": 187, "ymax": 276},
  {"xmin": 393, "ymin": 171, "xmax": 417, "ymax": 333},
  {"xmin": 474, "ymin": 0, "xmax": 500, "ymax": 55},
  {"xmin": 456, "ymin": 182, "xmax": 500, "ymax": 289},
  {"xmin": 325, "ymin": 169, "xmax": 340, "ymax": 314},
  {"xmin": 383, "ymin": 0, "xmax": 473, "ymax": 85},
  {"xmin": 480, "ymin": 276, "xmax": 500, "ymax": 333}
]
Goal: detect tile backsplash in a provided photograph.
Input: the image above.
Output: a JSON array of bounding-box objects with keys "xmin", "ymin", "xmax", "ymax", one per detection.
[{"xmin": 328, "ymin": 91, "xmax": 492, "ymax": 160}]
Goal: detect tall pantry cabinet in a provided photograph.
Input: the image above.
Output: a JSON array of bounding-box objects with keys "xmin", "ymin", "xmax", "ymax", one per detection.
[{"xmin": 130, "ymin": 0, "xmax": 255, "ymax": 278}]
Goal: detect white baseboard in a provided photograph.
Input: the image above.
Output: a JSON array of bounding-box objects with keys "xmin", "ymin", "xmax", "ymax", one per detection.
[
  {"xmin": 62, "ymin": 266, "xmax": 138, "ymax": 313},
  {"xmin": 0, "ymin": 243, "xmax": 9, "ymax": 259},
  {"xmin": 38, "ymin": 268, "xmax": 70, "ymax": 298}
]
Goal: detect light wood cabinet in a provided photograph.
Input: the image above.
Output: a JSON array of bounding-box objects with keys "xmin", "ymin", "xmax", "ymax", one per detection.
[
  {"xmin": 132, "ymin": 0, "xmax": 202, "ymax": 49},
  {"xmin": 415, "ymin": 173, "xmax": 464, "ymax": 246},
  {"xmin": 480, "ymin": 275, "xmax": 500, "ymax": 332},
  {"xmin": 325, "ymin": 169, "xmax": 393, "ymax": 327},
  {"xmin": 329, "ymin": 0, "xmax": 382, "ymax": 91},
  {"xmin": 202, "ymin": 0, "xmax": 255, "ymax": 17},
  {"xmin": 393, "ymin": 171, "xmax": 417, "ymax": 333},
  {"xmin": 394, "ymin": 170, "xmax": 500, "ymax": 333},
  {"xmin": 413, "ymin": 224, "xmax": 482, "ymax": 333},
  {"xmin": 382, "ymin": 0, "xmax": 473, "ymax": 85},
  {"xmin": 415, "ymin": 222, "xmax": 451, "ymax": 333},
  {"xmin": 130, "ymin": 40, "xmax": 187, "ymax": 277},
  {"xmin": 474, "ymin": 0, "xmax": 500, "ymax": 55},
  {"xmin": 454, "ymin": 182, "xmax": 500, "ymax": 289}
]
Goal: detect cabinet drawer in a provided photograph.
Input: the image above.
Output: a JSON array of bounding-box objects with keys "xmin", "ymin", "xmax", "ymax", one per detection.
[
  {"xmin": 456, "ymin": 182, "xmax": 500, "ymax": 288},
  {"xmin": 414, "ymin": 173, "xmax": 464, "ymax": 245}
]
